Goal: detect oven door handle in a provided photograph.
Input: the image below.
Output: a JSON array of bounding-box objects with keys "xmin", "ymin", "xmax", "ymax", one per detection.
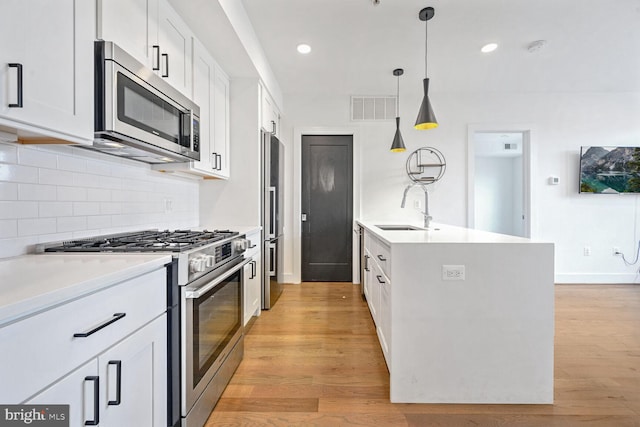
[{"xmin": 184, "ymin": 258, "xmax": 251, "ymax": 299}]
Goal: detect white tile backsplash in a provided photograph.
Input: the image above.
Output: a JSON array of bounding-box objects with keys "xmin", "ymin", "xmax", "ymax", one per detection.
[
  {"xmin": 0, "ymin": 142, "xmax": 200, "ymax": 257},
  {"xmin": 18, "ymin": 183, "xmax": 58, "ymax": 201}
]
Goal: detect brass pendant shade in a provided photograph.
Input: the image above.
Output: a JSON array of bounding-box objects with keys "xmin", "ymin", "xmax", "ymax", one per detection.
[
  {"xmin": 390, "ymin": 68, "xmax": 406, "ymax": 152},
  {"xmin": 414, "ymin": 6, "xmax": 438, "ymax": 130},
  {"xmin": 391, "ymin": 117, "xmax": 406, "ymax": 152},
  {"xmin": 415, "ymin": 78, "xmax": 438, "ymax": 130}
]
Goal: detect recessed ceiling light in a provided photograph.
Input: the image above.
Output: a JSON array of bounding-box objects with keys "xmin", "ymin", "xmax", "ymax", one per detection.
[
  {"xmin": 297, "ymin": 44, "xmax": 311, "ymax": 54},
  {"xmin": 481, "ymin": 43, "xmax": 498, "ymax": 53}
]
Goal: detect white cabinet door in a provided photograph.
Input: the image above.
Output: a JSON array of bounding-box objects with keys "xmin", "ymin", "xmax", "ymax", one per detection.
[
  {"xmin": 0, "ymin": 0, "xmax": 93, "ymax": 144},
  {"xmin": 26, "ymin": 360, "xmax": 99, "ymax": 427},
  {"xmin": 97, "ymin": 0, "xmax": 159, "ymax": 70},
  {"xmin": 243, "ymin": 254, "xmax": 262, "ymax": 325},
  {"xmin": 192, "ymin": 38, "xmax": 215, "ymax": 173},
  {"xmin": 379, "ymin": 277, "xmax": 391, "ymax": 368},
  {"xmin": 99, "ymin": 315, "xmax": 167, "ymax": 427},
  {"xmin": 213, "ymin": 66, "xmax": 230, "ymax": 178},
  {"xmin": 158, "ymin": 0, "xmax": 193, "ymax": 98}
]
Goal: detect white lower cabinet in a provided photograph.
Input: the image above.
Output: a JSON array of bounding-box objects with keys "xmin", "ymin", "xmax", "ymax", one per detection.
[
  {"xmin": 26, "ymin": 360, "xmax": 99, "ymax": 426},
  {"xmin": 364, "ymin": 230, "xmax": 391, "ymax": 370},
  {"xmin": 243, "ymin": 230, "xmax": 262, "ymax": 325},
  {"xmin": 0, "ymin": 268, "xmax": 167, "ymax": 427}
]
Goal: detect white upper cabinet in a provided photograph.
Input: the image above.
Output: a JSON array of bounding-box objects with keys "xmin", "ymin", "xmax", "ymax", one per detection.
[
  {"xmin": 260, "ymin": 84, "xmax": 281, "ymax": 137},
  {"xmin": 96, "ymin": 0, "xmax": 158, "ymax": 70},
  {"xmin": 157, "ymin": 0, "xmax": 193, "ymax": 98},
  {"xmin": 98, "ymin": 0, "xmax": 192, "ymax": 98},
  {"xmin": 0, "ymin": 0, "xmax": 94, "ymax": 144},
  {"xmin": 154, "ymin": 38, "xmax": 230, "ymax": 179},
  {"xmin": 213, "ymin": 66, "xmax": 230, "ymax": 178}
]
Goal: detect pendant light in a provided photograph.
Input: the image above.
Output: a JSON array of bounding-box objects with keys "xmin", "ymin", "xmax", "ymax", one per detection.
[
  {"xmin": 415, "ymin": 6, "xmax": 438, "ymax": 130},
  {"xmin": 390, "ymin": 68, "xmax": 406, "ymax": 152}
]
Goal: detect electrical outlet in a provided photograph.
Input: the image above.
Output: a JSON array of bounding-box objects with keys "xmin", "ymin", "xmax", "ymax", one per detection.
[
  {"xmin": 442, "ymin": 265, "xmax": 465, "ymax": 281},
  {"xmin": 583, "ymin": 246, "xmax": 591, "ymax": 256},
  {"xmin": 613, "ymin": 247, "xmax": 621, "ymax": 256},
  {"xmin": 164, "ymin": 198, "xmax": 173, "ymax": 213}
]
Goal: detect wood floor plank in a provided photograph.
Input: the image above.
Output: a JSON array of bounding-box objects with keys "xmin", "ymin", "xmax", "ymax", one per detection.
[{"xmin": 206, "ymin": 282, "xmax": 640, "ymax": 426}]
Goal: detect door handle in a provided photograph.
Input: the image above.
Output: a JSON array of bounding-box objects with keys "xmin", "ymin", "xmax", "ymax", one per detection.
[
  {"xmin": 74, "ymin": 313, "xmax": 126, "ymax": 338},
  {"xmin": 8, "ymin": 63, "xmax": 23, "ymax": 108},
  {"xmin": 152, "ymin": 45, "xmax": 160, "ymax": 71},
  {"xmin": 161, "ymin": 53, "xmax": 169, "ymax": 77},
  {"xmin": 107, "ymin": 360, "xmax": 122, "ymax": 406},
  {"xmin": 84, "ymin": 376, "xmax": 100, "ymax": 426},
  {"xmin": 301, "ymin": 213, "xmax": 307, "ymax": 222}
]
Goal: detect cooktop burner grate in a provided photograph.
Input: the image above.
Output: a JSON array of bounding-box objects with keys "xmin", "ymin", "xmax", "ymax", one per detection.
[{"xmin": 43, "ymin": 229, "xmax": 239, "ymax": 252}]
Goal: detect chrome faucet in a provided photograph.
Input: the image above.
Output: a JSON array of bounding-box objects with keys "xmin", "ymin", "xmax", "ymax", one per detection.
[{"xmin": 400, "ymin": 183, "xmax": 432, "ymax": 229}]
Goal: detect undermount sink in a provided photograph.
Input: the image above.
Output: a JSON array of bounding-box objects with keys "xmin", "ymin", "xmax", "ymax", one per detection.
[{"xmin": 375, "ymin": 225, "xmax": 424, "ymax": 231}]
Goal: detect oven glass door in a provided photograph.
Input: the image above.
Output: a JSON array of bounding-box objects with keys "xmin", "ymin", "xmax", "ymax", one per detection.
[
  {"xmin": 191, "ymin": 268, "xmax": 242, "ymax": 385},
  {"xmin": 116, "ymin": 72, "xmax": 191, "ymax": 148}
]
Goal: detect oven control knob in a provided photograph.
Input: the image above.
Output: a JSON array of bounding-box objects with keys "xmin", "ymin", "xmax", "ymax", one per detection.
[
  {"xmin": 233, "ymin": 238, "xmax": 249, "ymax": 252},
  {"xmin": 204, "ymin": 254, "xmax": 215, "ymax": 268},
  {"xmin": 189, "ymin": 257, "xmax": 206, "ymax": 273}
]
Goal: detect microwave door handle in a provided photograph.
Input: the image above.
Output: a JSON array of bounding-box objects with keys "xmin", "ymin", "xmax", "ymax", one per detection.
[{"xmin": 185, "ymin": 258, "xmax": 250, "ymax": 299}]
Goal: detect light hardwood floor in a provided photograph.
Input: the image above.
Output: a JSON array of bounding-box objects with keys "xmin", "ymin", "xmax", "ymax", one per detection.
[{"xmin": 207, "ymin": 283, "xmax": 640, "ymax": 426}]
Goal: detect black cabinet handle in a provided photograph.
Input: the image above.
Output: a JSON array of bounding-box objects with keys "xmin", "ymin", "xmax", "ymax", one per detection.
[
  {"xmin": 250, "ymin": 261, "xmax": 256, "ymax": 279},
  {"xmin": 8, "ymin": 63, "xmax": 23, "ymax": 108},
  {"xmin": 74, "ymin": 313, "xmax": 126, "ymax": 338},
  {"xmin": 216, "ymin": 154, "xmax": 222, "ymax": 170},
  {"xmin": 152, "ymin": 45, "xmax": 160, "ymax": 71},
  {"xmin": 377, "ymin": 254, "xmax": 386, "ymax": 262},
  {"xmin": 376, "ymin": 275, "xmax": 385, "ymax": 284},
  {"xmin": 271, "ymin": 120, "xmax": 276, "ymax": 135},
  {"xmin": 249, "ymin": 243, "xmax": 256, "ymax": 249},
  {"xmin": 364, "ymin": 255, "xmax": 370, "ymax": 272},
  {"xmin": 84, "ymin": 376, "xmax": 99, "ymax": 426},
  {"xmin": 108, "ymin": 360, "xmax": 122, "ymax": 406},
  {"xmin": 211, "ymin": 152, "xmax": 217, "ymax": 170},
  {"xmin": 162, "ymin": 53, "xmax": 169, "ymax": 77}
]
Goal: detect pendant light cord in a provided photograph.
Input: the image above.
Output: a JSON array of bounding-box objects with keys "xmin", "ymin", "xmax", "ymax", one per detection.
[
  {"xmin": 424, "ymin": 17, "xmax": 428, "ymax": 78},
  {"xmin": 397, "ymin": 74, "xmax": 400, "ymax": 116}
]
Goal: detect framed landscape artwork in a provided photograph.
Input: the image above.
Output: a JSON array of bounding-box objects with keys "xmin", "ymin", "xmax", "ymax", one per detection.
[{"xmin": 580, "ymin": 146, "xmax": 640, "ymax": 194}]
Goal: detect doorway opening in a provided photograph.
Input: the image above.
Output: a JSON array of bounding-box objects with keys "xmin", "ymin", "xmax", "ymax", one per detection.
[{"xmin": 468, "ymin": 130, "xmax": 531, "ymax": 238}]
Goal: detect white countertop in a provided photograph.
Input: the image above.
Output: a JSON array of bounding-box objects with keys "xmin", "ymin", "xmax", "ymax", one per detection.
[
  {"xmin": 357, "ymin": 220, "xmax": 544, "ymax": 245},
  {"xmin": 0, "ymin": 253, "xmax": 172, "ymax": 327}
]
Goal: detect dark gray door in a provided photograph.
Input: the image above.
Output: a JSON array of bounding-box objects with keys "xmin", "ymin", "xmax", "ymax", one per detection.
[{"xmin": 301, "ymin": 135, "xmax": 353, "ymax": 281}]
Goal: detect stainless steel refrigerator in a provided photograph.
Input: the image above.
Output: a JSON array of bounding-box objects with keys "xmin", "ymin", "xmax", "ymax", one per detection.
[{"xmin": 262, "ymin": 130, "xmax": 284, "ymax": 309}]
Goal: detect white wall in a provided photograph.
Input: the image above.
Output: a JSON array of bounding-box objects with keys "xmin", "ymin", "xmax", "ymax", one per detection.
[
  {"xmin": 0, "ymin": 141, "xmax": 199, "ymax": 258},
  {"xmin": 281, "ymin": 90, "xmax": 640, "ymax": 283}
]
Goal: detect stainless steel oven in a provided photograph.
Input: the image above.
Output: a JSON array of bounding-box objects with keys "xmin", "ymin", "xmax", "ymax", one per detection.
[
  {"xmin": 93, "ymin": 41, "xmax": 200, "ymax": 164},
  {"xmin": 182, "ymin": 256, "xmax": 249, "ymax": 427}
]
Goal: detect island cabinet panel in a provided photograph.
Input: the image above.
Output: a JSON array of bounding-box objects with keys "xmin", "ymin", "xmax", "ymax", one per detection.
[{"xmin": 358, "ymin": 221, "xmax": 555, "ymax": 405}]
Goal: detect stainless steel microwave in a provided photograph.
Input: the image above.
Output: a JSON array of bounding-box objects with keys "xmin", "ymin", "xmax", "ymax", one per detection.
[{"xmin": 91, "ymin": 41, "xmax": 200, "ymax": 164}]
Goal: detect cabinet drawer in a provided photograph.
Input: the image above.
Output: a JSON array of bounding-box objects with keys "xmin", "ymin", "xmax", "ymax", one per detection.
[
  {"xmin": 0, "ymin": 268, "xmax": 166, "ymax": 403},
  {"xmin": 245, "ymin": 229, "xmax": 261, "ymax": 258},
  {"xmin": 366, "ymin": 232, "xmax": 391, "ymax": 280}
]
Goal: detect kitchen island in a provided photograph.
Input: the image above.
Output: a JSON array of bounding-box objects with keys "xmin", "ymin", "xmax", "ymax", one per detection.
[{"xmin": 358, "ymin": 221, "xmax": 554, "ymax": 404}]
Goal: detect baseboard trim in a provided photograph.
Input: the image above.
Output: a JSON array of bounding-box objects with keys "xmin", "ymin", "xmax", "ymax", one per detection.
[{"xmin": 555, "ymin": 273, "xmax": 638, "ymax": 284}]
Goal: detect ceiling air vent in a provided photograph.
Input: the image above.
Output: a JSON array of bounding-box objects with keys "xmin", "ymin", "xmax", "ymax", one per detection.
[
  {"xmin": 351, "ymin": 96, "xmax": 396, "ymax": 121},
  {"xmin": 504, "ymin": 143, "xmax": 518, "ymax": 150}
]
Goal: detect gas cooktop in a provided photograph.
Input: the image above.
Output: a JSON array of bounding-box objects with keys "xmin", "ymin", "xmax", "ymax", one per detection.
[{"xmin": 41, "ymin": 229, "xmax": 239, "ymax": 253}]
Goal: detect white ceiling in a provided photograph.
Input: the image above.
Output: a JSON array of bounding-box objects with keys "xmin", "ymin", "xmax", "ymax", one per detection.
[{"xmin": 239, "ymin": 0, "xmax": 640, "ymax": 98}]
